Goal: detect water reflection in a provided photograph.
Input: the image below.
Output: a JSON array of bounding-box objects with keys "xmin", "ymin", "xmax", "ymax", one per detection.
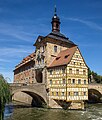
[
  {"xmin": 4, "ymin": 103, "xmax": 102, "ymax": 120},
  {"xmin": 4, "ymin": 104, "xmax": 13, "ymax": 119}
]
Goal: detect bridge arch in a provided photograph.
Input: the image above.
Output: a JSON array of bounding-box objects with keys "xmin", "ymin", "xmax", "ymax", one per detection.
[
  {"xmin": 11, "ymin": 88, "xmax": 47, "ymax": 107},
  {"xmin": 88, "ymin": 89, "xmax": 102, "ymax": 103}
]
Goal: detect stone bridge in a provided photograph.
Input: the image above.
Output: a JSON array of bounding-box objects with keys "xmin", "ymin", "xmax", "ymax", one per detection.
[
  {"xmin": 9, "ymin": 83, "xmax": 102, "ymax": 106},
  {"xmin": 88, "ymin": 84, "xmax": 102, "ymax": 94},
  {"xmin": 88, "ymin": 84, "xmax": 102, "ymax": 102},
  {"xmin": 9, "ymin": 83, "xmax": 48, "ymax": 107}
]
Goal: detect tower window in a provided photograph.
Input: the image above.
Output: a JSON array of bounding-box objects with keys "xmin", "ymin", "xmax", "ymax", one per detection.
[
  {"xmin": 56, "ymin": 23, "xmax": 59, "ymax": 29},
  {"xmin": 54, "ymin": 46, "xmax": 57, "ymax": 52}
]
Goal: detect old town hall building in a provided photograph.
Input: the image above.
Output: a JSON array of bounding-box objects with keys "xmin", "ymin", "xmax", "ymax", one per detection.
[{"xmin": 14, "ymin": 8, "xmax": 88, "ymax": 109}]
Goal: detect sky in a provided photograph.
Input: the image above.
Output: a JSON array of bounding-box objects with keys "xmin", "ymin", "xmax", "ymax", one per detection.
[{"xmin": 0, "ymin": 0, "xmax": 102, "ymax": 82}]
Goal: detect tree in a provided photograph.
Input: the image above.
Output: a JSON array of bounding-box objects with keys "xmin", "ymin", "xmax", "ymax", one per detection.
[
  {"xmin": 0, "ymin": 74, "xmax": 10, "ymax": 110},
  {"xmin": 88, "ymin": 68, "xmax": 92, "ymax": 83},
  {"xmin": 88, "ymin": 69, "xmax": 102, "ymax": 84}
]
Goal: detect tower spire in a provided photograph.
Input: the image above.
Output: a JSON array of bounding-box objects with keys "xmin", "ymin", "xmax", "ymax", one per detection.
[
  {"xmin": 54, "ymin": 5, "xmax": 57, "ymax": 16},
  {"xmin": 51, "ymin": 5, "xmax": 61, "ymax": 32}
]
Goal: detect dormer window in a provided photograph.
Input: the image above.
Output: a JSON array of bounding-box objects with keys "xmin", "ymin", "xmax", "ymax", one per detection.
[
  {"xmin": 56, "ymin": 57, "xmax": 60, "ymax": 60},
  {"xmin": 64, "ymin": 55, "xmax": 69, "ymax": 59},
  {"xmin": 54, "ymin": 46, "xmax": 57, "ymax": 52}
]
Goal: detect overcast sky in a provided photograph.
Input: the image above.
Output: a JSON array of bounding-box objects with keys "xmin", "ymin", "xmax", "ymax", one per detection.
[{"xmin": 0, "ymin": 0, "xmax": 102, "ymax": 82}]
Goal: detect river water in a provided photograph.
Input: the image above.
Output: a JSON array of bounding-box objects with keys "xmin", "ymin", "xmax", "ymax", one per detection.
[{"xmin": 3, "ymin": 103, "xmax": 102, "ymax": 120}]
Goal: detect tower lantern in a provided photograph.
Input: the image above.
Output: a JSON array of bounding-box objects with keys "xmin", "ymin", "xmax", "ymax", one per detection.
[{"xmin": 51, "ymin": 6, "xmax": 61, "ymax": 32}]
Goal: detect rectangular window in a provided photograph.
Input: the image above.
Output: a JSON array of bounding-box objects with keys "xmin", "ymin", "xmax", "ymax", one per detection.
[
  {"xmin": 50, "ymin": 80, "xmax": 52, "ymax": 85},
  {"xmin": 68, "ymin": 79, "xmax": 71, "ymax": 84},
  {"xmin": 62, "ymin": 68, "xmax": 65, "ymax": 74},
  {"xmin": 54, "ymin": 46, "xmax": 57, "ymax": 52},
  {"xmin": 50, "ymin": 70, "xmax": 52, "ymax": 75},
  {"xmin": 68, "ymin": 92, "xmax": 71, "ymax": 96},
  {"xmin": 56, "ymin": 92, "xmax": 58, "ymax": 96},
  {"xmin": 76, "ymin": 69, "xmax": 79, "ymax": 74},
  {"xmin": 52, "ymin": 92, "xmax": 54, "ymax": 96},
  {"xmin": 74, "ymin": 92, "xmax": 78, "ymax": 96},
  {"xmin": 62, "ymin": 92, "xmax": 64, "ymax": 96},
  {"xmin": 69, "ymin": 68, "xmax": 72, "ymax": 74},
  {"xmin": 72, "ymin": 79, "xmax": 75, "ymax": 84},
  {"xmin": 78, "ymin": 79, "xmax": 81, "ymax": 84},
  {"xmin": 76, "ymin": 55, "xmax": 78, "ymax": 58},
  {"xmin": 83, "ymin": 70, "xmax": 86, "ymax": 75},
  {"xmin": 84, "ymin": 80, "xmax": 86, "ymax": 84},
  {"xmin": 83, "ymin": 92, "xmax": 86, "ymax": 96},
  {"xmin": 63, "ymin": 79, "xmax": 65, "ymax": 84}
]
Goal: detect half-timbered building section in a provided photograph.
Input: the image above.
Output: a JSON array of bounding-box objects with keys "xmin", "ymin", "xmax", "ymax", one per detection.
[{"xmin": 48, "ymin": 46, "xmax": 88, "ymax": 104}]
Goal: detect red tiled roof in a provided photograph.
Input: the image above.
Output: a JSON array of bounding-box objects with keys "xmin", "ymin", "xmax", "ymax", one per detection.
[
  {"xmin": 22, "ymin": 52, "xmax": 35, "ymax": 63},
  {"xmin": 48, "ymin": 46, "xmax": 77, "ymax": 68},
  {"xmin": 15, "ymin": 52, "xmax": 36, "ymax": 68}
]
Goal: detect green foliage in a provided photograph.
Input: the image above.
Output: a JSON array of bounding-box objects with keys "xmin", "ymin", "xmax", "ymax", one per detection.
[
  {"xmin": 0, "ymin": 74, "xmax": 10, "ymax": 110},
  {"xmin": 88, "ymin": 69, "xmax": 102, "ymax": 83}
]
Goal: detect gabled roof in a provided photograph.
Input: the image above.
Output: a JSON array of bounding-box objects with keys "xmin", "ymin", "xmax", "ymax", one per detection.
[{"xmin": 48, "ymin": 46, "xmax": 77, "ymax": 68}]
